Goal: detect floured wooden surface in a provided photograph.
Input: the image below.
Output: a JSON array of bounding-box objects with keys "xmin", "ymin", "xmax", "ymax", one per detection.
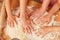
[
  {"xmin": 3, "ymin": 11, "xmax": 60, "ymax": 40},
  {"xmin": 4, "ymin": 20, "xmax": 60, "ymax": 40}
]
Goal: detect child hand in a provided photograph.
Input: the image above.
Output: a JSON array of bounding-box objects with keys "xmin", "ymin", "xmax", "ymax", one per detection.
[
  {"xmin": 21, "ymin": 17, "xmax": 34, "ymax": 34},
  {"xmin": 7, "ymin": 15, "xmax": 17, "ymax": 27},
  {"xmin": 33, "ymin": 13, "xmax": 52, "ymax": 25},
  {"xmin": 20, "ymin": 11, "xmax": 34, "ymax": 34}
]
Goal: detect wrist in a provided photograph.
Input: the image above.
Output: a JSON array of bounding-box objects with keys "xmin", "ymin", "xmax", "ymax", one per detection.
[
  {"xmin": 7, "ymin": 11, "xmax": 12, "ymax": 16},
  {"xmin": 8, "ymin": 14, "xmax": 13, "ymax": 17}
]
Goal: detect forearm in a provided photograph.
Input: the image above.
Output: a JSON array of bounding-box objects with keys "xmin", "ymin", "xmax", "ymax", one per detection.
[
  {"xmin": 48, "ymin": 3, "xmax": 60, "ymax": 17},
  {"xmin": 0, "ymin": 2, "xmax": 6, "ymax": 31},
  {"xmin": 20, "ymin": 0, "xmax": 27, "ymax": 17},
  {"xmin": 39, "ymin": 0, "xmax": 50, "ymax": 16},
  {"xmin": 58, "ymin": 0, "xmax": 60, "ymax": 8},
  {"xmin": 40, "ymin": 0, "xmax": 50, "ymax": 11},
  {"xmin": 4, "ymin": 0, "xmax": 12, "ymax": 16}
]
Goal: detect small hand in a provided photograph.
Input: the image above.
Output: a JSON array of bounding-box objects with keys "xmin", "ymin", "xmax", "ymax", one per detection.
[
  {"xmin": 20, "ymin": 11, "xmax": 34, "ymax": 34},
  {"xmin": 35, "ymin": 26, "xmax": 50, "ymax": 36},
  {"xmin": 33, "ymin": 14, "xmax": 52, "ymax": 25},
  {"xmin": 21, "ymin": 19, "xmax": 34, "ymax": 34},
  {"xmin": 7, "ymin": 15, "xmax": 17, "ymax": 27}
]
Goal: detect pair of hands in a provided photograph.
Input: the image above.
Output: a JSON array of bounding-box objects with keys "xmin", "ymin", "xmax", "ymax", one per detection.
[
  {"xmin": 7, "ymin": 12, "xmax": 34, "ymax": 34},
  {"xmin": 7, "ymin": 9, "xmax": 51, "ymax": 34}
]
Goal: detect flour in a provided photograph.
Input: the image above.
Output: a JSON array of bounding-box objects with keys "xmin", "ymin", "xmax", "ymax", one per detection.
[{"xmin": 4, "ymin": 11, "xmax": 60, "ymax": 40}]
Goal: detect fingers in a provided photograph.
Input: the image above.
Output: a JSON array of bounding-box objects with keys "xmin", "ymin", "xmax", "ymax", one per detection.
[
  {"xmin": 7, "ymin": 19, "xmax": 11, "ymax": 27},
  {"xmin": 29, "ymin": 25, "xmax": 34, "ymax": 32},
  {"xmin": 22, "ymin": 24, "xmax": 34, "ymax": 34},
  {"xmin": 27, "ymin": 25, "xmax": 34, "ymax": 34},
  {"xmin": 23, "ymin": 25, "xmax": 31, "ymax": 34},
  {"xmin": 35, "ymin": 28, "xmax": 45, "ymax": 36},
  {"xmin": 7, "ymin": 19, "xmax": 14, "ymax": 27},
  {"xmin": 14, "ymin": 16, "xmax": 18, "ymax": 25},
  {"xmin": 41, "ymin": 18, "xmax": 50, "ymax": 24},
  {"xmin": 26, "ymin": 26, "xmax": 31, "ymax": 34},
  {"xmin": 10, "ymin": 20, "xmax": 14, "ymax": 27},
  {"xmin": 7, "ymin": 16, "xmax": 17, "ymax": 27}
]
